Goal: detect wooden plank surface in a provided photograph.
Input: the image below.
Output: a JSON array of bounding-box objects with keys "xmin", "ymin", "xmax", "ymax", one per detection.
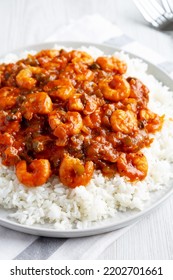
[{"xmin": 0, "ymin": 0, "xmax": 173, "ymax": 259}]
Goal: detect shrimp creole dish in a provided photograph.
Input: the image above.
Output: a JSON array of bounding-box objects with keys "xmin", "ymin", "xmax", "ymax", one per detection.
[{"xmin": 0, "ymin": 45, "xmax": 172, "ymax": 229}]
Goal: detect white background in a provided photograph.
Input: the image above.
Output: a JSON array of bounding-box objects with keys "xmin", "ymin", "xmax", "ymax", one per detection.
[
  {"xmin": 0, "ymin": 0, "xmax": 173, "ymax": 259},
  {"xmin": 1, "ymin": 260, "xmax": 173, "ymax": 280}
]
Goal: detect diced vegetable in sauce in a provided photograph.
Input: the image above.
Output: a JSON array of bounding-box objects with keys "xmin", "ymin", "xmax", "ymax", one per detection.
[{"xmin": 0, "ymin": 49, "xmax": 164, "ymax": 187}]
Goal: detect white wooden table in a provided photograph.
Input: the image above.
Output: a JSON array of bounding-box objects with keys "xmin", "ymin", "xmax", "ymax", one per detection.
[{"xmin": 0, "ymin": 0, "xmax": 173, "ymax": 259}]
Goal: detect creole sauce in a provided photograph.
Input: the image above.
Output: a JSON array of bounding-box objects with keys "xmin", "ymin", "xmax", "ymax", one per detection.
[{"xmin": 0, "ymin": 49, "xmax": 164, "ymax": 187}]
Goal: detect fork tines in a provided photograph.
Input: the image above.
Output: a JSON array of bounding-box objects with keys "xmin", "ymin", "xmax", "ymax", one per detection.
[
  {"xmin": 133, "ymin": 0, "xmax": 173, "ymax": 29},
  {"xmin": 161, "ymin": 0, "xmax": 173, "ymax": 13}
]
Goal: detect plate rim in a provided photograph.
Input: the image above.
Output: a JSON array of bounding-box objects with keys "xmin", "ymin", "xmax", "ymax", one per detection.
[{"xmin": 0, "ymin": 41, "xmax": 173, "ymax": 238}]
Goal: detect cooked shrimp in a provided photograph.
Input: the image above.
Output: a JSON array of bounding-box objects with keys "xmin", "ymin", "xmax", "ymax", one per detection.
[
  {"xmin": 139, "ymin": 109, "xmax": 164, "ymax": 133},
  {"xmin": 83, "ymin": 95, "xmax": 98, "ymax": 115},
  {"xmin": 35, "ymin": 49, "xmax": 67, "ymax": 70},
  {"xmin": 16, "ymin": 66, "xmax": 45, "ymax": 89},
  {"xmin": 49, "ymin": 110, "xmax": 83, "ymax": 138},
  {"xmin": 59, "ymin": 154, "xmax": 94, "ymax": 187},
  {"xmin": 68, "ymin": 50, "xmax": 94, "ymax": 65},
  {"xmin": 0, "ymin": 87, "xmax": 19, "ymax": 109},
  {"xmin": 36, "ymin": 49, "xmax": 60, "ymax": 58},
  {"xmin": 96, "ymin": 56, "xmax": 127, "ymax": 74},
  {"xmin": 2, "ymin": 146, "xmax": 20, "ymax": 166},
  {"xmin": 127, "ymin": 77, "xmax": 149, "ymax": 107},
  {"xmin": 110, "ymin": 109, "xmax": 138, "ymax": 134},
  {"xmin": 21, "ymin": 91, "xmax": 52, "ymax": 120},
  {"xmin": 120, "ymin": 98, "xmax": 137, "ymax": 113},
  {"xmin": 0, "ymin": 48, "xmax": 165, "ymax": 188},
  {"xmin": 99, "ymin": 75, "xmax": 130, "ymax": 102},
  {"xmin": 117, "ymin": 152, "xmax": 148, "ymax": 181},
  {"xmin": 44, "ymin": 78, "xmax": 75, "ymax": 100},
  {"xmin": 60, "ymin": 63, "xmax": 94, "ymax": 82},
  {"xmin": 101, "ymin": 103, "xmax": 117, "ymax": 127},
  {"xmin": 68, "ymin": 93, "xmax": 98, "ymax": 114},
  {"xmin": 83, "ymin": 108, "xmax": 102, "ymax": 129},
  {"xmin": 16, "ymin": 159, "xmax": 51, "ymax": 187},
  {"xmin": 40, "ymin": 56, "xmax": 68, "ymax": 71},
  {"xmin": 68, "ymin": 94, "xmax": 84, "ymax": 111}
]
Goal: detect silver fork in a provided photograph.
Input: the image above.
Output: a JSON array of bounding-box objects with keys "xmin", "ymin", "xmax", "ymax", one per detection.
[
  {"xmin": 133, "ymin": 0, "xmax": 173, "ymax": 30},
  {"xmin": 161, "ymin": 0, "xmax": 173, "ymax": 15}
]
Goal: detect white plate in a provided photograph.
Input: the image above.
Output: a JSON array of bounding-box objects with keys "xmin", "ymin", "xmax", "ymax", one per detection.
[{"xmin": 0, "ymin": 41, "xmax": 173, "ymax": 238}]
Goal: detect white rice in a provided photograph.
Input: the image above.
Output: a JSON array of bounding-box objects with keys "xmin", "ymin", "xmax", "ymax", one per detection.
[{"xmin": 0, "ymin": 46, "xmax": 173, "ymax": 230}]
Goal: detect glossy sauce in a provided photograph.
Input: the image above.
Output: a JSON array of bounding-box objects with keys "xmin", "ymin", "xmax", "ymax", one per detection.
[{"xmin": 0, "ymin": 49, "xmax": 164, "ymax": 187}]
